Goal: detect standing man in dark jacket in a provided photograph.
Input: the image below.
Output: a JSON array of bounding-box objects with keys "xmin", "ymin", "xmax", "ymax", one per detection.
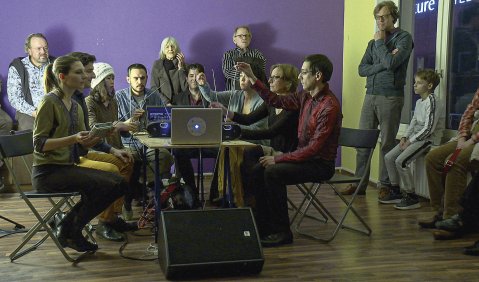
[{"xmin": 341, "ymin": 1, "xmax": 413, "ymax": 198}]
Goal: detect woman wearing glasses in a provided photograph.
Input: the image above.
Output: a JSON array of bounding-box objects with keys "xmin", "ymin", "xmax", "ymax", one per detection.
[{"xmin": 227, "ymin": 64, "xmax": 300, "ymax": 207}]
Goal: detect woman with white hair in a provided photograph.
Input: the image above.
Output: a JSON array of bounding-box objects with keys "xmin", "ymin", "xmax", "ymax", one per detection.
[{"xmin": 150, "ymin": 36, "xmax": 188, "ymax": 105}]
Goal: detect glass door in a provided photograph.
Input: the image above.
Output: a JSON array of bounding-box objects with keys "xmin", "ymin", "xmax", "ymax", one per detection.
[{"xmin": 447, "ymin": 0, "xmax": 479, "ymax": 129}]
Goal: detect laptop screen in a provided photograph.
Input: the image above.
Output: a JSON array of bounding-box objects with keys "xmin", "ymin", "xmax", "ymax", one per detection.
[
  {"xmin": 146, "ymin": 106, "xmax": 171, "ymax": 122},
  {"xmin": 146, "ymin": 105, "xmax": 204, "ymax": 122}
]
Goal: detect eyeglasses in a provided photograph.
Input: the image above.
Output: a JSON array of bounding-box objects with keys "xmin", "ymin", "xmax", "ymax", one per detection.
[
  {"xmin": 375, "ymin": 13, "xmax": 391, "ymax": 21},
  {"xmin": 234, "ymin": 34, "xmax": 250, "ymax": 39},
  {"xmin": 269, "ymin": 75, "xmax": 283, "ymax": 81},
  {"xmin": 299, "ymin": 70, "xmax": 313, "ymax": 76},
  {"xmin": 32, "ymin": 46, "xmax": 49, "ymax": 52}
]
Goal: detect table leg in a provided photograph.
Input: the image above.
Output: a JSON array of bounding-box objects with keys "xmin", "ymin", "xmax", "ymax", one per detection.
[
  {"xmin": 154, "ymin": 148, "xmax": 161, "ymax": 243},
  {"xmin": 223, "ymin": 147, "xmax": 236, "ymax": 208},
  {"xmin": 199, "ymin": 148, "xmax": 205, "ymax": 208},
  {"xmin": 142, "ymin": 146, "xmax": 147, "ymax": 209}
]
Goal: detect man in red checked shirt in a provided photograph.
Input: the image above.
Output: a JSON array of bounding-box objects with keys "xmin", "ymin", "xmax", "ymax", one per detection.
[{"xmin": 235, "ymin": 54, "xmax": 342, "ymax": 247}]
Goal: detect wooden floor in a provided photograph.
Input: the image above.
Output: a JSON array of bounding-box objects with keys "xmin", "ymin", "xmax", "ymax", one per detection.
[{"xmin": 1, "ymin": 181, "xmax": 479, "ymax": 282}]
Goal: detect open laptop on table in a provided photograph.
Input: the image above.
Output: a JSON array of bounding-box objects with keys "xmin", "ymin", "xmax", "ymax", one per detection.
[
  {"xmin": 170, "ymin": 108, "xmax": 223, "ymax": 145},
  {"xmin": 146, "ymin": 105, "xmax": 202, "ymax": 138}
]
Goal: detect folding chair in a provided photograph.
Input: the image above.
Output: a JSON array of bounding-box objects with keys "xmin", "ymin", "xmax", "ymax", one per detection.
[
  {"xmin": 0, "ymin": 130, "xmax": 96, "ymax": 262},
  {"xmin": 0, "ymin": 170, "xmax": 26, "ymax": 235},
  {"xmin": 291, "ymin": 127, "xmax": 380, "ymax": 242}
]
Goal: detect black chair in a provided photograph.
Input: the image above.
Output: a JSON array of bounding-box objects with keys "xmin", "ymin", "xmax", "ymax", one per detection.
[
  {"xmin": 0, "ymin": 130, "xmax": 96, "ymax": 262},
  {"xmin": 1, "ymin": 158, "xmax": 25, "ymax": 234},
  {"xmin": 290, "ymin": 127, "xmax": 380, "ymax": 242}
]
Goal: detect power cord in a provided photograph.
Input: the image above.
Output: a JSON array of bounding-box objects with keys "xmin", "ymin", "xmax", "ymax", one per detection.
[{"xmin": 118, "ymin": 229, "xmax": 158, "ymax": 261}]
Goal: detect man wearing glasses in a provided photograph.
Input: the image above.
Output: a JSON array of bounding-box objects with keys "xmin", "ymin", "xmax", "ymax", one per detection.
[
  {"xmin": 236, "ymin": 54, "xmax": 342, "ymax": 247},
  {"xmin": 7, "ymin": 33, "xmax": 54, "ymax": 130},
  {"xmin": 222, "ymin": 25, "xmax": 266, "ymax": 91},
  {"xmin": 341, "ymin": 1, "xmax": 413, "ymax": 199}
]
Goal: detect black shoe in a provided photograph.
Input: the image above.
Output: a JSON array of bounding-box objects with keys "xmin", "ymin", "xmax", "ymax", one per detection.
[
  {"xmin": 57, "ymin": 227, "xmax": 98, "ymax": 252},
  {"xmin": 464, "ymin": 240, "xmax": 479, "ymax": 256},
  {"xmin": 48, "ymin": 212, "xmax": 66, "ymax": 236},
  {"xmin": 107, "ymin": 218, "xmax": 138, "ymax": 232},
  {"xmin": 95, "ymin": 222, "xmax": 125, "ymax": 241},
  {"xmin": 435, "ymin": 214, "xmax": 463, "ymax": 232},
  {"xmin": 432, "ymin": 229, "xmax": 459, "ymax": 240},
  {"xmin": 260, "ymin": 231, "xmax": 293, "ymax": 247}
]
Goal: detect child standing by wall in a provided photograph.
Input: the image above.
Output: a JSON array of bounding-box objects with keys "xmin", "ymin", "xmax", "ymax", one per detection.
[{"xmin": 381, "ymin": 69, "xmax": 441, "ymax": 210}]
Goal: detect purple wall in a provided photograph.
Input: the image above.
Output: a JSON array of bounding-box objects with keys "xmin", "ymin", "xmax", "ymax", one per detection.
[{"xmin": 0, "ymin": 0, "xmax": 344, "ymax": 117}]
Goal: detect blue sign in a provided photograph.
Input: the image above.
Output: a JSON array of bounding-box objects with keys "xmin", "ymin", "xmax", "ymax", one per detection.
[{"xmin": 416, "ymin": 0, "xmax": 472, "ymax": 15}]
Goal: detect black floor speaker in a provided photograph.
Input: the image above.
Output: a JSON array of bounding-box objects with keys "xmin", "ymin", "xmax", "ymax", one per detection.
[{"xmin": 158, "ymin": 208, "xmax": 264, "ymax": 279}]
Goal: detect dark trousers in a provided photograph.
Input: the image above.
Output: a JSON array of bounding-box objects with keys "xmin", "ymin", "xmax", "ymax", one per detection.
[
  {"xmin": 173, "ymin": 148, "xmax": 218, "ymax": 192},
  {"xmin": 241, "ymin": 145, "xmax": 265, "ymax": 199},
  {"xmin": 32, "ymin": 164, "xmax": 126, "ymax": 233},
  {"xmin": 250, "ymin": 158, "xmax": 335, "ymax": 236}
]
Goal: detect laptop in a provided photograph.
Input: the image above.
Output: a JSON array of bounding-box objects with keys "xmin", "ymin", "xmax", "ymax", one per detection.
[{"xmin": 170, "ymin": 108, "xmax": 223, "ymax": 145}]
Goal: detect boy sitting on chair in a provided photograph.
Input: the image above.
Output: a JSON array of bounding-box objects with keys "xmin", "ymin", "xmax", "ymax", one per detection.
[{"xmin": 381, "ymin": 69, "xmax": 441, "ymax": 209}]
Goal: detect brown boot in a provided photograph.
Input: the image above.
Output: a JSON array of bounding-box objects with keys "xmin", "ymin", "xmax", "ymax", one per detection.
[
  {"xmin": 378, "ymin": 186, "xmax": 391, "ymax": 200},
  {"xmin": 418, "ymin": 213, "xmax": 442, "ymax": 229},
  {"xmin": 340, "ymin": 184, "xmax": 365, "ymax": 195}
]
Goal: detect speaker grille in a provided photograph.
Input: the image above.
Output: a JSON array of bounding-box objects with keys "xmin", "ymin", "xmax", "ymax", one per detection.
[{"xmin": 161, "ymin": 209, "xmax": 262, "ymax": 264}]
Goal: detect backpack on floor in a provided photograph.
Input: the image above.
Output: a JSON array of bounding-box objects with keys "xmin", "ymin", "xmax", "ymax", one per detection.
[{"xmin": 138, "ymin": 177, "xmax": 198, "ymax": 229}]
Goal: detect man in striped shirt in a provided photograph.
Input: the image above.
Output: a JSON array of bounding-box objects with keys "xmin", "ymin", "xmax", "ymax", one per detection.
[{"xmin": 222, "ymin": 25, "xmax": 266, "ymax": 91}]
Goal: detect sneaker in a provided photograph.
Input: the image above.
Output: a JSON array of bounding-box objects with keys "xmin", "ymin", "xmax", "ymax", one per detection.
[
  {"xmin": 394, "ymin": 194, "xmax": 421, "ymax": 210},
  {"xmin": 435, "ymin": 214, "xmax": 463, "ymax": 231},
  {"xmin": 378, "ymin": 190, "xmax": 402, "ymax": 204}
]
